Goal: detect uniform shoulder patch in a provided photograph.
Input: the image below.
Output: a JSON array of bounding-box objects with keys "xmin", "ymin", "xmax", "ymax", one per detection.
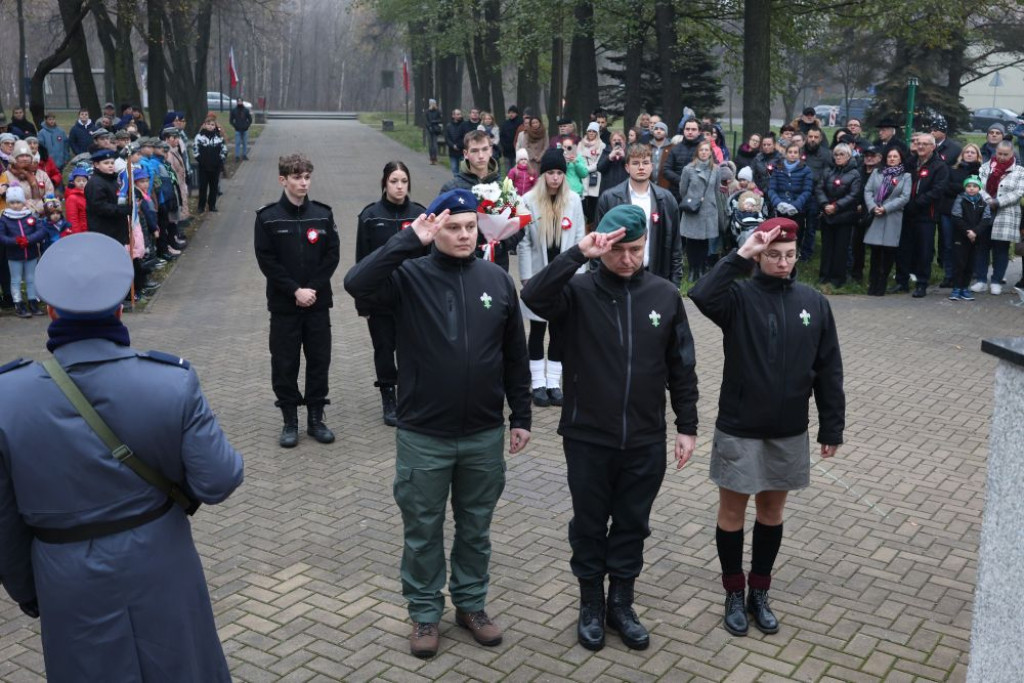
[
  {"xmin": 0, "ymin": 358, "xmax": 32, "ymax": 375},
  {"xmin": 255, "ymin": 202, "xmax": 275, "ymax": 215},
  {"xmin": 139, "ymin": 350, "xmax": 191, "ymax": 369}
]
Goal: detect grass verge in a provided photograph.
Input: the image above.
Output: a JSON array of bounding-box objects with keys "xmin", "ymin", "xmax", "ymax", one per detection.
[{"xmin": 359, "ymin": 112, "xmax": 428, "ymax": 154}]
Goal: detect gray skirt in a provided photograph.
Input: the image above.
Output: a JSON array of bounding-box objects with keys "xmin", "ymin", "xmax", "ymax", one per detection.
[{"xmin": 710, "ymin": 428, "xmax": 810, "ymax": 494}]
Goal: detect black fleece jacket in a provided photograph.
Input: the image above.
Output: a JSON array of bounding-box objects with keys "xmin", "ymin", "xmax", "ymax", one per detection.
[
  {"xmin": 521, "ymin": 246, "xmax": 698, "ymax": 449},
  {"xmin": 344, "ymin": 228, "xmax": 531, "ymax": 437},
  {"xmin": 689, "ymin": 250, "xmax": 845, "ymax": 445}
]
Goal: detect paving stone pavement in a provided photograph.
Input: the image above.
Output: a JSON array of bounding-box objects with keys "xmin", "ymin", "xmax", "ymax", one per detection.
[{"xmin": 0, "ymin": 120, "xmax": 1021, "ymax": 683}]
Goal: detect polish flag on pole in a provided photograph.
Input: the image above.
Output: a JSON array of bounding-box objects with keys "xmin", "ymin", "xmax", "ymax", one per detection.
[
  {"xmin": 228, "ymin": 47, "xmax": 239, "ymax": 89},
  {"xmin": 402, "ymin": 55, "xmax": 410, "ymax": 94}
]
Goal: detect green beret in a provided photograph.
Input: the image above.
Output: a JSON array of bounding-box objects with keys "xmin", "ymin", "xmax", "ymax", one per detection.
[{"xmin": 595, "ymin": 204, "xmax": 647, "ymax": 242}]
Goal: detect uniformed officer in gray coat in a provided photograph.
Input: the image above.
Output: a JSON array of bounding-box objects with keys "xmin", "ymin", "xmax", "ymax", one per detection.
[{"xmin": 0, "ymin": 233, "xmax": 244, "ymax": 682}]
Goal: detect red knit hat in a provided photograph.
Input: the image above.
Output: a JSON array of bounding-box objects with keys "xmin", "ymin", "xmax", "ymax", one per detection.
[{"xmin": 754, "ymin": 217, "xmax": 798, "ymax": 243}]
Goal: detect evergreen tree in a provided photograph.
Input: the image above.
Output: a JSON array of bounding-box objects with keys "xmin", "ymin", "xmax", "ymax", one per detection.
[{"xmin": 599, "ymin": 35, "xmax": 723, "ymax": 123}]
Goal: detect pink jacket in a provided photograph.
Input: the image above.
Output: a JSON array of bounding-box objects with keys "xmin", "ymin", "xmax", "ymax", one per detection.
[{"xmin": 507, "ymin": 166, "xmax": 537, "ymax": 197}]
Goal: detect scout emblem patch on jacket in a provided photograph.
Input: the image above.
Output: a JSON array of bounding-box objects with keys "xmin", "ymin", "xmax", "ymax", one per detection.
[
  {"xmin": 649, "ymin": 310, "xmax": 661, "ymax": 327},
  {"xmin": 799, "ymin": 309, "xmax": 810, "ymax": 326},
  {"xmin": 480, "ymin": 292, "xmax": 492, "ymax": 309}
]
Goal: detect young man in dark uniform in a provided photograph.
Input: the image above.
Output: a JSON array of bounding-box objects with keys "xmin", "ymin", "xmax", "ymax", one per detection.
[
  {"xmin": 689, "ymin": 218, "xmax": 845, "ymax": 638},
  {"xmin": 254, "ymin": 154, "xmax": 340, "ymax": 447},
  {"xmin": 521, "ymin": 205, "xmax": 699, "ymax": 652},
  {"xmin": 344, "ymin": 189, "xmax": 531, "ymax": 659}
]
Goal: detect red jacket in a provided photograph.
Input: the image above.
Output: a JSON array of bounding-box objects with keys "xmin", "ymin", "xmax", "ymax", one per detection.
[
  {"xmin": 40, "ymin": 158, "xmax": 62, "ymax": 189},
  {"xmin": 64, "ymin": 186, "xmax": 88, "ymax": 235}
]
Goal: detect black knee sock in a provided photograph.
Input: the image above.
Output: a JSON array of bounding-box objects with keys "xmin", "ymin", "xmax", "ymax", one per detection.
[
  {"xmin": 716, "ymin": 526, "xmax": 745, "ymax": 591},
  {"xmin": 750, "ymin": 521, "xmax": 783, "ymax": 589}
]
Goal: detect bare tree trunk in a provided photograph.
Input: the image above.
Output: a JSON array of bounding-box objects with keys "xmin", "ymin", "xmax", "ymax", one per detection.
[
  {"xmin": 94, "ymin": 0, "xmax": 141, "ymax": 107},
  {"xmin": 147, "ymin": 0, "xmax": 168, "ymax": 129},
  {"xmin": 17, "ymin": 0, "xmax": 26, "ymax": 108},
  {"xmin": 516, "ymin": 49, "xmax": 540, "ymax": 114},
  {"xmin": 742, "ymin": 0, "xmax": 771, "ymax": 140},
  {"xmin": 482, "ymin": 0, "xmax": 503, "ymax": 115},
  {"xmin": 654, "ymin": 0, "xmax": 681, "ymax": 129},
  {"xmin": 438, "ymin": 53, "xmax": 461, "ymax": 112},
  {"xmin": 59, "ymin": 0, "xmax": 100, "ymax": 117},
  {"xmin": 623, "ymin": 4, "xmax": 645, "ymax": 131},
  {"xmin": 548, "ymin": 27, "xmax": 564, "ymax": 136},
  {"xmin": 563, "ymin": 0, "xmax": 597, "ymax": 127},
  {"xmin": 29, "ymin": 0, "xmax": 93, "ymax": 125}
]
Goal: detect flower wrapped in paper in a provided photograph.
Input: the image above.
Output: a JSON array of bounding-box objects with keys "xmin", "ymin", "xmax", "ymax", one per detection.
[{"xmin": 472, "ymin": 179, "xmax": 531, "ymax": 262}]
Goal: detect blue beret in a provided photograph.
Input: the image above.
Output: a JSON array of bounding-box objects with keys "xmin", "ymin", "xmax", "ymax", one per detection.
[
  {"xmin": 90, "ymin": 149, "xmax": 117, "ymax": 162},
  {"xmin": 595, "ymin": 204, "xmax": 647, "ymax": 242},
  {"xmin": 36, "ymin": 233, "xmax": 133, "ymax": 316},
  {"xmin": 132, "ymin": 167, "xmax": 148, "ymax": 182},
  {"xmin": 426, "ymin": 189, "xmax": 478, "ymax": 216}
]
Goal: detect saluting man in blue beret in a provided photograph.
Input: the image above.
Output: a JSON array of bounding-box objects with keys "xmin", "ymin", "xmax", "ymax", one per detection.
[
  {"xmin": 0, "ymin": 232, "xmax": 244, "ymax": 682},
  {"xmin": 521, "ymin": 204, "xmax": 699, "ymax": 652},
  {"xmin": 344, "ymin": 188, "xmax": 532, "ymax": 659}
]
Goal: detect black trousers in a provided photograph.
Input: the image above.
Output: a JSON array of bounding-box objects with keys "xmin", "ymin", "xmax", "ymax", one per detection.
[
  {"xmin": 951, "ymin": 235, "xmax": 976, "ymax": 290},
  {"xmin": 850, "ymin": 221, "xmax": 868, "ymax": 280},
  {"xmin": 868, "ymin": 245, "xmax": 897, "ymax": 295},
  {"xmin": 685, "ymin": 238, "xmax": 709, "ymax": 281},
  {"xmin": 269, "ymin": 309, "xmax": 331, "ymax": 408},
  {"xmin": 564, "ymin": 437, "xmax": 666, "ymax": 580},
  {"xmin": 197, "ymin": 167, "xmax": 220, "ymax": 211},
  {"xmin": 366, "ymin": 314, "xmax": 398, "ymax": 385},
  {"xmin": 0, "ymin": 244, "xmax": 10, "ymax": 302},
  {"xmin": 896, "ymin": 217, "xmax": 937, "ymax": 286},
  {"xmin": 819, "ymin": 222, "xmax": 852, "ymax": 286}
]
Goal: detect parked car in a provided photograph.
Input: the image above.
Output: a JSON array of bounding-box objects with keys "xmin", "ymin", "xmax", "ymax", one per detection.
[
  {"xmin": 206, "ymin": 92, "xmax": 252, "ymax": 112},
  {"xmin": 969, "ymin": 108, "xmax": 1022, "ymax": 133}
]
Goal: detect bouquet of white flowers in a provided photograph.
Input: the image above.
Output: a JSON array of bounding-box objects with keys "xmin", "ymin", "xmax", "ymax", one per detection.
[{"xmin": 471, "ymin": 178, "xmax": 531, "ymax": 261}]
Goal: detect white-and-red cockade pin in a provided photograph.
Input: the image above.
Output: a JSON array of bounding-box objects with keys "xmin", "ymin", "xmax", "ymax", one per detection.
[
  {"xmin": 401, "ymin": 221, "xmax": 412, "ymax": 230},
  {"xmin": 652, "ymin": 212, "xmax": 660, "ymax": 223},
  {"xmin": 307, "ymin": 228, "xmax": 319, "ymax": 244},
  {"xmin": 561, "ymin": 217, "xmax": 572, "ymax": 230},
  {"xmin": 26, "ymin": 217, "xmax": 35, "ymax": 226}
]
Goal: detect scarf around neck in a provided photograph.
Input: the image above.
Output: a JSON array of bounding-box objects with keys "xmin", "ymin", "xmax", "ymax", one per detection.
[
  {"xmin": 46, "ymin": 316, "xmax": 131, "ymax": 353},
  {"xmin": 876, "ymin": 165, "xmax": 905, "ymax": 203},
  {"xmin": 783, "ymin": 159, "xmax": 799, "ymax": 172},
  {"xmin": 986, "ymin": 156, "xmax": 1015, "ymax": 196}
]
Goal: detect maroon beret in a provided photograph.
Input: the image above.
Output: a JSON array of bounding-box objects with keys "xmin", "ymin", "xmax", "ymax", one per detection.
[{"xmin": 755, "ymin": 217, "xmax": 798, "ymax": 243}]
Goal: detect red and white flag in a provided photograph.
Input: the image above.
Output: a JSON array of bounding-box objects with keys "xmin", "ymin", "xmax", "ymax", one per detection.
[
  {"xmin": 402, "ymin": 55, "xmax": 410, "ymax": 94},
  {"xmin": 228, "ymin": 47, "xmax": 239, "ymax": 89}
]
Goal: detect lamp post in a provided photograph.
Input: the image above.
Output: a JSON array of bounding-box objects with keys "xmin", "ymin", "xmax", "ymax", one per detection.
[{"xmin": 905, "ymin": 76, "xmax": 918, "ymax": 145}]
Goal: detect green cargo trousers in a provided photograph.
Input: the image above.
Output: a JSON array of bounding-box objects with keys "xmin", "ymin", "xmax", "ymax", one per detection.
[{"xmin": 394, "ymin": 426, "xmax": 506, "ymax": 623}]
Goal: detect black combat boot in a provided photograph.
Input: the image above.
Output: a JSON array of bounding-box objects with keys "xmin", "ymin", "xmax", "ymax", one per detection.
[
  {"xmin": 307, "ymin": 404, "xmax": 335, "ymax": 444},
  {"xmin": 606, "ymin": 577, "xmax": 649, "ymax": 650},
  {"xmin": 577, "ymin": 577, "xmax": 605, "ymax": 651},
  {"xmin": 379, "ymin": 384, "xmax": 397, "ymax": 427},
  {"xmin": 747, "ymin": 588, "xmax": 779, "ymax": 634},
  {"xmin": 723, "ymin": 590, "xmax": 748, "ymax": 636},
  {"xmin": 279, "ymin": 405, "xmax": 299, "ymax": 448}
]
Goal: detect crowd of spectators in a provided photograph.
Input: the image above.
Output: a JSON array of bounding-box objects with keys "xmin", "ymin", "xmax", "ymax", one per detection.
[
  {"xmin": 427, "ymin": 103, "xmax": 1024, "ymax": 300},
  {"xmin": 0, "ymin": 100, "xmax": 243, "ymax": 314}
]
